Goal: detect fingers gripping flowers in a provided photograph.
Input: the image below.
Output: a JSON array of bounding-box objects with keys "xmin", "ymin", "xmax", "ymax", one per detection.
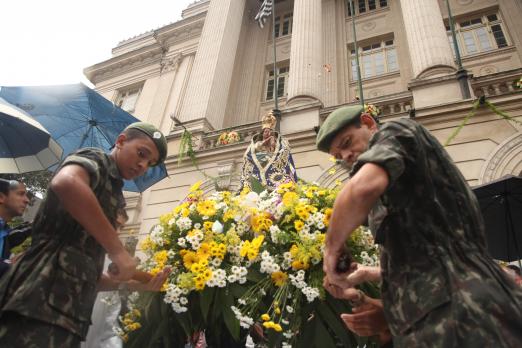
[{"xmin": 124, "ymin": 180, "xmax": 379, "ymax": 346}]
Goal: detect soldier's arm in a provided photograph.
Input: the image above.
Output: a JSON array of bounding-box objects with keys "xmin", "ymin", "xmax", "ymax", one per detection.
[
  {"xmin": 324, "ymin": 163, "xmax": 388, "ymax": 285},
  {"xmin": 51, "ymin": 165, "xmax": 136, "ymax": 280},
  {"xmin": 51, "ymin": 164, "xmax": 127, "ymax": 256}
]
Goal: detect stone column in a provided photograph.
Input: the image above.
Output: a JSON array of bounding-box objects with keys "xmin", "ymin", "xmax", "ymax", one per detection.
[
  {"xmin": 399, "ymin": 0, "xmax": 467, "ymax": 108},
  {"xmin": 177, "ymin": 0, "xmax": 246, "ymax": 130},
  {"xmin": 399, "ymin": 0, "xmax": 456, "ymax": 79},
  {"xmin": 286, "ymin": 0, "xmax": 323, "ymax": 105}
]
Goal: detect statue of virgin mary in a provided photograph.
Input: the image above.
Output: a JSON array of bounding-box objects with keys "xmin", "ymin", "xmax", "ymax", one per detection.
[{"xmin": 239, "ymin": 111, "xmax": 297, "ymax": 191}]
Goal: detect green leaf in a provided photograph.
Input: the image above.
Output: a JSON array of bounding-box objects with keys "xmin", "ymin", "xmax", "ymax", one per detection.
[
  {"xmin": 313, "ymin": 315, "xmax": 337, "ymax": 348},
  {"xmin": 317, "ymin": 299, "xmax": 351, "ymax": 347},
  {"xmin": 200, "ymin": 287, "xmax": 215, "ymax": 322},
  {"xmin": 246, "ymin": 268, "xmax": 264, "ymax": 282},
  {"xmin": 249, "ymin": 176, "xmax": 265, "ymax": 194},
  {"xmin": 222, "ymin": 305, "xmax": 241, "ymax": 341}
]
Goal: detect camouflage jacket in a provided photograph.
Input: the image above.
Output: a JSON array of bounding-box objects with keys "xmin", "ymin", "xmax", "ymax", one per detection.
[
  {"xmin": 0, "ymin": 148, "xmax": 124, "ymax": 338},
  {"xmin": 351, "ymin": 119, "xmax": 522, "ymax": 341}
]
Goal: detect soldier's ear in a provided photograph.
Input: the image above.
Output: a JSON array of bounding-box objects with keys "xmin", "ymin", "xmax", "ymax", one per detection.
[
  {"xmin": 360, "ymin": 113, "xmax": 377, "ymax": 129},
  {"xmin": 115, "ymin": 133, "xmax": 127, "ymax": 149}
]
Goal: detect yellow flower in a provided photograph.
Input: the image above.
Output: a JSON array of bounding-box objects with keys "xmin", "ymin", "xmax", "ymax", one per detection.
[
  {"xmin": 295, "ymin": 205, "xmax": 310, "ymax": 220},
  {"xmin": 291, "ymin": 259, "xmax": 309, "ymax": 270},
  {"xmin": 277, "ymin": 181, "xmax": 295, "ymax": 193},
  {"xmin": 153, "ymin": 250, "xmax": 168, "ymax": 265},
  {"xmin": 195, "ymin": 280, "xmax": 205, "ymax": 291},
  {"xmin": 263, "ymin": 321, "xmax": 275, "ymax": 329},
  {"xmin": 273, "ymin": 323, "xmax": 283, "ymax": 332},
  {"xmin": 197, "ymin": 243, "xmax": 212, "ymax": 259},
  {"xmin": 191, "ymin": 263, "xmax": 202, "ymax": 273},
  {"xmin": 197, "ymin": 200, "xmax": 216, "ymax": 216},
  {"xmin": 203, "ymin": 221, "xmax": 214, "ymax": 231},
  {"xmin": 139, "ymin": 236, "xmax": 155, "ymax": 252},
  {"xmin": 294, "ymin": 220, "xmax": 304, "ymax": 231},
  {"xmin": 282, "ymin": 191, "xmax": 298, "ymax": 207},
  {"xmin": 275, "ymin": 307, "xmax": 281, "ymax": 315},
  {"xmin": 202, "ymin": 269, "xmax": 213, "ymax": 281},
  {"xmin": 324, "ymin": 208, "xmax": 333, "ymax": 227},
  {"xmin": 183, "ymin": 251, "xmax": 199, "ymax": 269},
  {"xmin": 329, "ymin": 168, "xmax": 337, "ymax": 175},
  {"xmin": 261, "ymin": 313, "xmax": 270, "ymax": 321},
  {"xmin": 189, "ymin": 181, "xmax": 203, "ymax": 192},
  {"xmin": 271, "ymin": 271, "xmax": 288, "ymax": 287}
]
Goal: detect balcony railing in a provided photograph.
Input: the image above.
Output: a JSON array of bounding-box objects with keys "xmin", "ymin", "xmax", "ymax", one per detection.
[{"xmin": 471, "ymin": 68, "xmax": 522, "ymax": 98}]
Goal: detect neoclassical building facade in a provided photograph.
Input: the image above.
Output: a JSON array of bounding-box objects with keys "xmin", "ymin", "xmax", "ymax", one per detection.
[{"xmin": 84, "ymin": 0, "xmax": 522, "ymax": 242}]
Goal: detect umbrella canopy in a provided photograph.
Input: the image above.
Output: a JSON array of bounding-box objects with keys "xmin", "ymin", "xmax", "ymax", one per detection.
[
  {"xmin": 0, "ymin": 97, "xmax": 63, "ymax": 174},
  {"xmin": 473, "ymin": 175, "xmax": 522, "ymax": 262},
  {"xmin": 0, "ymin": 84, "xmax": 167, "ymax": 192}
]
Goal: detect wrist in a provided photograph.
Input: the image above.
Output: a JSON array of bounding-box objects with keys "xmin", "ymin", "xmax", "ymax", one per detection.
[{"xmin": 118, "ymin": 282, "xmax": 129, "ymax": 292}]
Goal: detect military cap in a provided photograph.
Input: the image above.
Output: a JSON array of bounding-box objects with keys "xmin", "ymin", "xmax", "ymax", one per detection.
[
  {"xmin": 316, "ymin": 105, "xmax": 364, "ymax": 153},
  {"xmin": 124, "ymin": 122, "xmax": 167, "ymax": 165}
]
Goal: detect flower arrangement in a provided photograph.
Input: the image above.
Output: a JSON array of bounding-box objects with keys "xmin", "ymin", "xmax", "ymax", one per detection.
[
  {"xmin": 363, "ymin": 103, "xmax": 380, "ymax": 118},
  {"xmin": 123, "ymin": 180, "xmax": 380, "ymax": 348},
  {"xmin": 217, "ymin": 131, "xmax": 241, "ymax": 146}
]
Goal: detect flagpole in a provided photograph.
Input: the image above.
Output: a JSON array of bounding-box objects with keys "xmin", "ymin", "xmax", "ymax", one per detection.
[
  {"xmin": 349, "ymin": 0, "xmax": 364, "ymax": 107},
  {"xmin": 271, "ymin": 1, "xmax": 281, "ymax": 133},
  {"xmin": 445, "ymin": 0, "xmax": 471, "ymax": 99}
]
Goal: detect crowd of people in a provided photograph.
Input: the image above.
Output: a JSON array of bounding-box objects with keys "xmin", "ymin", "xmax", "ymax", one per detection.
[{"xmin": 0, "ymin": 104, "xmax": 521, "ymax": 348}]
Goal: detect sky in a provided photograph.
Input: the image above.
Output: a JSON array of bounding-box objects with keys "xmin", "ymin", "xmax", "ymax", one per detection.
[{"xmin": 0, "ymin": 0, "xmax": 196, "ymax": 87}]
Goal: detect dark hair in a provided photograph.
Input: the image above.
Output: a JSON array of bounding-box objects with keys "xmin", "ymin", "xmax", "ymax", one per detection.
[{"xmin": 0, "ymin": 179, "xmax": 20, "ymax": 195}]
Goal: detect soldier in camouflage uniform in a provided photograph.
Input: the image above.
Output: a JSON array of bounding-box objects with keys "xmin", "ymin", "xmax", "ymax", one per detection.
[
  {"xmin": 318, "ymin": 105, "xmax": 522, "ymax": 347},
  {"xmin": 0, "ymin": 122, "xmax": 168, "ymax": 347}
]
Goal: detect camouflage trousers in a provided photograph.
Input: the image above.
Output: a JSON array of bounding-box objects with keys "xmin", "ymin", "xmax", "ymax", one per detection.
[
  {"xmin": 394, "ymin": 299, "xmax": 522, "ymax": 348},
  {"xmin": 0, "ymin": 311, "xmax": 81, "ymax": 348}
]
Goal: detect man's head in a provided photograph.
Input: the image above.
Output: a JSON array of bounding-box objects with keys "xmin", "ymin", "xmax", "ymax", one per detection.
[
  {"xmin": 112, "ymin": 122, "xmax": 167, "ymax": 180},
  {"xmin": 0, "ymin": 179, "xmax": 30, "ymax": 222},
  {"xmin": 316, "ymin": 105, "xmax": 379, "ymax": 167}
]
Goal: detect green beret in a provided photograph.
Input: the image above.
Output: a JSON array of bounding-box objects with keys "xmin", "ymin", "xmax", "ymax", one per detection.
[
  {"xmin": 316, "ymin": 105, "xmax": 364, "ymax": 153},
  {"xmin": 125, "ymin": 122, "xmax": 167, "ymax": 165}
]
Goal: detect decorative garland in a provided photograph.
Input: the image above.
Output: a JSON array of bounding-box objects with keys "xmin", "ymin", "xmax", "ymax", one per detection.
[
  {"xmin": 175, "ymin": 122, "xmax": 219, "ymax": 188},
  {"xmin": 444, "ymin": 79, "xmax": 522, "ymax": 146}
]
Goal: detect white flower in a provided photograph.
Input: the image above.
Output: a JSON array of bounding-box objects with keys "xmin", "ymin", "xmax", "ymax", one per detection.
[
  {"xmin": 245, "ymin": 335, "xmax": 255, "ymax": 348},
  {"xmin": 177, "ymin": 238, "xmax": 187, "ymax": 248},
  {"xmin": 176, "ymin": 217, "xmax": 192, "ymax": 231},
  {"xmin": 243, "ymin": 191, "xmax": 260, "ymax": 208},
  {"xmin": 212, "ymin": 220, "xmax": 224, "ymax": 233}
]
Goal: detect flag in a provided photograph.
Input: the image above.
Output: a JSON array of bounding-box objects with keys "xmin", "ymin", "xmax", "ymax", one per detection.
[{"xmin": 255, "ymin": 0, "xmax": 273, "ymax": 28}]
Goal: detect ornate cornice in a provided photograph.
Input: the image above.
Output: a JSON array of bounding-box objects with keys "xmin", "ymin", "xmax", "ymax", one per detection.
[{"xmin": 84, "ymin": 14, "xmax": 205, "ymax": 84}]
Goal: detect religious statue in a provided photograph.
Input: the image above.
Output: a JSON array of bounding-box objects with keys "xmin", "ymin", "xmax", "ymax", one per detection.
[{"xmin": 239, "ymin": 111, "xmax": 297, "ymax": 191}]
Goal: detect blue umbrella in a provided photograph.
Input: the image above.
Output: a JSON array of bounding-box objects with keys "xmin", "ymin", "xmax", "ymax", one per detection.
[
  {"xmin": 0, "ymin": 97, "xmax": 62, "ymax": 173},
  {"xmin": 0, "ymin": 83, "xmax": 167, "ymax": 191}
]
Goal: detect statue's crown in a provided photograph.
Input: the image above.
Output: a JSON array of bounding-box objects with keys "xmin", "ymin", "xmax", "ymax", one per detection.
[{"xmin": 261, "ymin": 111, "xmax": 277, "ymax": 130}]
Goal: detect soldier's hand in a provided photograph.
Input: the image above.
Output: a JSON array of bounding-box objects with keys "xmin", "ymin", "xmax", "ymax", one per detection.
[
  {"xmin": 344, "ymin": 263, "xmax": 381, "ymax": 287},
  {"xmin": 108, "ymin": 250, "xmax": 137, "ymax": 281},
  {"xmin": 323, "ymin": 246, "xmax": 354, "ymax": 288},
  {"xmin": 129, "ymin": 267, "xmax": 171, "ymax": 292},
  {"xmin": 323, "ymin": 276, "xmax": 361, "ymax": 300},
  {"xmin": 341, "ymin": 297, "xmax": 388, "ymax": 337}
]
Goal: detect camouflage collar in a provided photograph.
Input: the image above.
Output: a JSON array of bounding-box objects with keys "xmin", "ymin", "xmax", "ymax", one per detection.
[{"xmin": 106, "ymin": 153, "xmax": 122, "ymax": 180}]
